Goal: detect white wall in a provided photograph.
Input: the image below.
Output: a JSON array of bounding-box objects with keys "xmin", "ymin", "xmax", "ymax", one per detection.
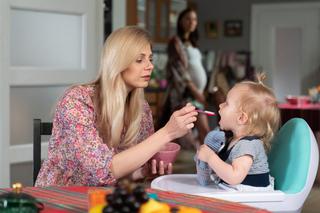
[
  {"xmin": 197, "ymin": 0, "xmax": 320, "ymax": 52},
  {"xmin": 251, "ymin": 3, "xmax": 320, "ymax": 100}
]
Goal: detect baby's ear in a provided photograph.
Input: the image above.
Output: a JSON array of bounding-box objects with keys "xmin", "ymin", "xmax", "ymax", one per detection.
[{"xmin": 238, "ymin": 111, "xmax": 248, "ymax": 125}]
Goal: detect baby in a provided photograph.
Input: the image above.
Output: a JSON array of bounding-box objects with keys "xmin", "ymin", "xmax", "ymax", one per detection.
[{"xmin": 196, "ymin": 74, "xmax": 280, "ymax": 190}]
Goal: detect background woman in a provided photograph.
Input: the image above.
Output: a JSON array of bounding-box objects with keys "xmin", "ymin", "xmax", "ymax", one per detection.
[{"xmin": 161, "ymin": 8, "xmax": 210, "ymax": 149}]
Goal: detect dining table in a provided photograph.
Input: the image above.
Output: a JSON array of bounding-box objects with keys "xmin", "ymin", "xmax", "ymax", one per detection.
[{"xmin": 0, "ymin": 186, "xmax": 269, "ymax": 213}]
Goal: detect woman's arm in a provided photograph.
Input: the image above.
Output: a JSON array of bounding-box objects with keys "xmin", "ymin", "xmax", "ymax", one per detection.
[{"xmin": 111, "ymin": 104, "xmax": 198, "ymax": 179}]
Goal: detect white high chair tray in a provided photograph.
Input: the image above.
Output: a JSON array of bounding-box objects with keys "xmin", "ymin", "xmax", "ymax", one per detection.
[{"xmin": 151, "ymin": 174, "xmax": 285, "ymax": 203}]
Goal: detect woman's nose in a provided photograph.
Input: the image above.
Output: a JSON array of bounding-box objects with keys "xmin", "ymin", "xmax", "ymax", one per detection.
[{"xmin": 147, "ymin": 61, "xmax": 154, "ymax": 70}]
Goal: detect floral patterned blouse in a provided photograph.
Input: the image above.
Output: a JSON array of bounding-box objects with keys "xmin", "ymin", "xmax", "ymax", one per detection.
[{"xmin": 35, "ymin": 85, "xmax": 154, "ymax": 186}]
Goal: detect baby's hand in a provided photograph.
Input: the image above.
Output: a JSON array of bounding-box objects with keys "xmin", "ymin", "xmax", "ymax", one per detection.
[
  {"xmin": 204, "ymin": 130, "xmax": 225, "ymax": 153},
  {"xmin": 197, "ymin": 145, "xmax": 215, "ymax": 163}
]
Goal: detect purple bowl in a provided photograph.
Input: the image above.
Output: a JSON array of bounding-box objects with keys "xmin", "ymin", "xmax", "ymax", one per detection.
[{"xmin": 151, "ymin": 142, "xmax": 181, "ymax": 166}]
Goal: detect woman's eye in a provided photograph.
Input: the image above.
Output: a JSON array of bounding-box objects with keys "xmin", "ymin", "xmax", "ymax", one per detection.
[{"xmin": 136, "ymin": 59, "xmax": 143, "ymax": 63}]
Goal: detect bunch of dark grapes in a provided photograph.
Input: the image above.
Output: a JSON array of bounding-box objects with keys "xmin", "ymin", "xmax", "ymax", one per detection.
[{"xmin": 103, "ymin": 184, "xmax": 149, "ymax": 213}]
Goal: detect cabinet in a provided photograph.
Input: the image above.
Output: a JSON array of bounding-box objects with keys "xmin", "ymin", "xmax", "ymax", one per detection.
[{"xmin": 127, "ymin": 0, "xmax": 187, "ymax": 43}]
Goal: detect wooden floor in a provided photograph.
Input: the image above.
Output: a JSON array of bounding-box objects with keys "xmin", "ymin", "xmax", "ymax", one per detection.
[{"xmin": 303, "ymin": 185, "xmax": 320, "ymax": 213}]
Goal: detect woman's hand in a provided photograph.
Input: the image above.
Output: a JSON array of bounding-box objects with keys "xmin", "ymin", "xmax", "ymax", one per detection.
[
  {"xmin": 197, "ymin": 144, "xmax": 215, "ymax": 163},
  {"xmin": 131, "ymin": 159, "xmax": 172, "ymax": 181},
  {"xmin": 163, "ymin": 103, "xmax": 198, "ymax": 140}
]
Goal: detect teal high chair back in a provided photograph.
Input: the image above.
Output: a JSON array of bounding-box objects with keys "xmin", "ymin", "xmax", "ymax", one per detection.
[
  {"xmin": 263, "ymin": 117, "xmax": 319, "ymax": 212},
  {"xmin": 151, "ymin": 118, "xmax": 319, "ymax": 212},
  {"xmin": 269, "ymin": 118, "xmax": 312, "ymax": 193}
]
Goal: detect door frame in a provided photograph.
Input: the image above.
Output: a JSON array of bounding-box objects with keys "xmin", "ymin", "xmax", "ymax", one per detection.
[{"xmin": 0, "ymin": 0, "xmax": 11, "ymax": 187}]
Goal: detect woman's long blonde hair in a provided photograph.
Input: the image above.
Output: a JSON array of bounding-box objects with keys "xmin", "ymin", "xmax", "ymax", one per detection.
[
  {"xmin": 236, "ymin": 74, "xmax": 280, "ymax": 151},
  {"xmin": 89, "ymin": 26, "xmax": 152, "ymax": 149}
]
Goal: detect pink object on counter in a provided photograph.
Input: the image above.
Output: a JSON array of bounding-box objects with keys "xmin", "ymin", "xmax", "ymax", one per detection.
[
  {"xmin": 151, "ymin": 142, "xmax": 181, "ymax": 166},
  {"xmin": 286, "ymin": 95, "xmax": 311, "ymax": 105},
  {"xmin": 278, "ymin": 102, "xmax": 320, "ymax": 110}
]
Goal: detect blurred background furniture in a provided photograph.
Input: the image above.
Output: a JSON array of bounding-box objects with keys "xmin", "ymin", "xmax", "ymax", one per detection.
[
  {"xmin": 126, "ymin": 0, "xmax": 187, "ymax": 43},
  {"xmin": 33, "ymin": 119, "xmax": 52, "ymax": 184},
  {"xmin": 144, "ymin": 87, "xmax": 166, "ymax": 127},
  {"xmin": 152, "ymin": 118, "xmax": 319, "ymax": 212}
]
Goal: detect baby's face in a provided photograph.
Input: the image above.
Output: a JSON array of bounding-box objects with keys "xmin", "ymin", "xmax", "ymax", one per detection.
[{"xmin": 218, "ymin": 84, "xmax": 248, "ymax": 131}]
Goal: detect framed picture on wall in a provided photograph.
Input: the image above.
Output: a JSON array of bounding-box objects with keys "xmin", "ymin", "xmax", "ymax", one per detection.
[
  {"xmin": 205, "ymin": 21, "xmax": 219, "ymax": 39},
  {"xmin": 224, "ymin": 20, "xmax": 243, "ymax": 37}
]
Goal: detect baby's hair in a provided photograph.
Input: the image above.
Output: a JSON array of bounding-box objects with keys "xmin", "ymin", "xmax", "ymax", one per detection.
[
  {"xmin": 256, "ymin": 72, "xmax": 267, "ymax": 84},
  {"xmin": 236, "ymin": 73, "xmax": 280, "ymax": 151}
]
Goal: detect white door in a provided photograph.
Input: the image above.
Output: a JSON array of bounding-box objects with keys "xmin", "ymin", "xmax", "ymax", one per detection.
[
  {"xmin": 251, "ymin": 3, "xmax": 320, "ymax": 101},
  {"xmin": 0, "ymin": 0, "xmax": 103, "ymax": 187}
]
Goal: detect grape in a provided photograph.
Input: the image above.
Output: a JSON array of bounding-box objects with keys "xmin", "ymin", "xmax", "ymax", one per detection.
[
  {"xmin": 102, "ymin": 205, "xmax": 114, "ymax": 213},
  {"xmin": 137, "ymin": 192, "xmax": 149, "ymax": 204},
  {"xmin": 125, "ymin": 194, "xmax": 136, "ymax": 205},
  {"xmin": 130, "ymin": 201, "xmax": 141, "ymax": 211},
  {"xmin": 113, "ymin": 197, "xmax": 123, "ymax": 207},
  {"xmin": 132, "ymin": 185, "xmax": 149, "ymax": 204},
  {"xmin": 113, "ymin": 187, "xmax": 127, "ymax": 199},
  {"xmin": 133, "ymin": 185, "xmax": 145, "ymax": 197},
  {"xmin": 106, "ymin": 194, "xmax": 113, "ymax": 205},
  {"xmin": 170, "ymin": 207, "xmax": 179, "ymax": 213},
  {"xmin": 120, "ymin": 206, "xmax": 131, "ymax": 213},
  {"xmin": 119, "ymin": 188, "xmax": 128, "ymax": 199},
  {"xmin": 104, "ymin": 182, "xmax": 148, "ymax": 213}
]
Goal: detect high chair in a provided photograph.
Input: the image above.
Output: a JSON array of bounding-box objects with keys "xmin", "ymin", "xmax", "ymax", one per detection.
[{"xmin": 151, "ymin": 118, "xmax": 319, "ymax": 212}]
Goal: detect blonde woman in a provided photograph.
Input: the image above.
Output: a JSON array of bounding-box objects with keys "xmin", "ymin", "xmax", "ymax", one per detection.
[
  {"xmin": 197, "ymin": 74, "xmax": 280, "ymax": 190},
  {"xmin": 35, "ymin": 26, "xmax": 198, "ymax": 186}
]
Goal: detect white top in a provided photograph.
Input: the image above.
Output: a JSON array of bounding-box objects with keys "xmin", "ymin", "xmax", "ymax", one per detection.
[{"xmin": 185, "ymin": 45, "xmax": 207, "ymax": 92}]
